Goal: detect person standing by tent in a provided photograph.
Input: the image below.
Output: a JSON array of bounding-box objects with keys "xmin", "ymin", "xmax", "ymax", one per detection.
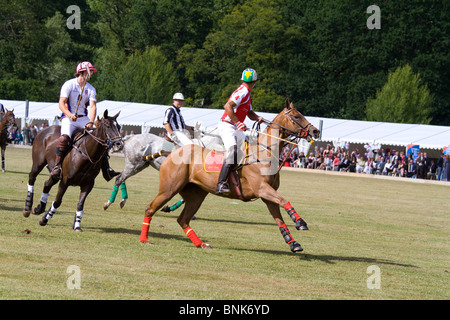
[
  {"xmin": 415, "ymin": 152, "xmax": 426, "ymax": 179},
  {"xmin": 442, "ymin": 154, "xmax": 450, "ymax": 182},
  {"xmin": 163, "ymin": 93, "xmax": 194, "ymax": 146},
  {"xmin": 437, "ymin": 153, "xmax": 444, "ymax": 180}
]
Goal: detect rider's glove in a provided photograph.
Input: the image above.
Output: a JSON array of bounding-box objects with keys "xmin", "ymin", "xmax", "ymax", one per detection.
[{"xmin": 236, "ymin": 121, "xmax": 246, "ymax": 131}]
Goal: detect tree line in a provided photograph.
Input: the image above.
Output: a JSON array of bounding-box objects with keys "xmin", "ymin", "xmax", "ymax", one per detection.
[{"xmin": 0, "ymin": 0, "xmax": 448, "ymax": 125}]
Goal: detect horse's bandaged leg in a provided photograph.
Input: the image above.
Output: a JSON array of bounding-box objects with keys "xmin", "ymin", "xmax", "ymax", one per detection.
[
  {"xmin": 33, "ymin": 192, "xmax": 50, "ymax": 215},
  {"xmin": 25, "ymin": 184, "xmax": 34, "ymax": 211},
  {"xmin": 120, "ymin": 183, "xmax": 128, "ymax": 199},
  {"xmin": 284, "ymin": 202, "xmax": 301, "ymax": 222},
  {"xmin": 40, "ymin": 192, "xmax": 50, "ymax": 204},
  {"xmin": 73, "ymin": 210, "xmax": 83, "ymax": 230},
  {"xmin": 183, "ymin": 227, "xmax": 203, "ymax": 247},
  {"xmin": 45, "ymin": 202, "xmax": 58, "ymax": 220},
  {"xmin": 284, "ymin": 202, "xmax": 308, "ymax": 230},
  {"xmin": 170, "ymin": 199, "xmax": 185, "ymax": 211},
  {"xmin": 109, "ymin": 185, "xmax": 119, "ymax": 203},
  {"xmin": 140, "ymin": 216, "xmax": 152, "ymax": 242},
  {"xmin": 279, "ymin": 224, "xmax": 295, "ymax": 244},
  {"xmin": 279, "ymin": 224, "xmax": 303, "ymax": 252}
]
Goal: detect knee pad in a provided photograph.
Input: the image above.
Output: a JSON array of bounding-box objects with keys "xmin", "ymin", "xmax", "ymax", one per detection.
[{"xmin": 56, "ymin": 135, "xmax": 70, "ymax": 155}]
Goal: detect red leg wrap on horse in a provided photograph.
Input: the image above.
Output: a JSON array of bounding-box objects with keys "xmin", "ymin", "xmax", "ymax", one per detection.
[
  {"xmin": 140, "ymin": 216, "xmax": 152, "ymax": 242},
  {"xmin": 284, "ymin": 202, "xmax": 301, "ymax": 223},
  {"xmin": 279, "ymin": 224, "xmax": 294, "ymax": 244},
  {"xmin": 183, "ymin": 227, "xmax": 203, "ymax": 247}
]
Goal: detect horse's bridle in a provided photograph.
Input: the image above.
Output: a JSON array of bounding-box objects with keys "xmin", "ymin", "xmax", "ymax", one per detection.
[
  {"xmin": 1, "ymin": 112, "xmax": 16, "ymax": 129},
  {"xmin": 85, "ymin": 119, "xmax": 122, "ymax": 149},
  {"xmin": 259, "ymin": 108, "xmax": 311, "ymax": 140}
]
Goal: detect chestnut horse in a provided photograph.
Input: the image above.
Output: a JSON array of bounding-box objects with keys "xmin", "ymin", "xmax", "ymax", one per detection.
[
  {"xmin": 140, "ymin": 100, "xmax": 320, "ymax": 252},
  {"xmin": 0, "ymin": 108, "xmax": 16, "ymax": 172},
  {"xmin": 22, "ymin": 110, "xmax": 124, "ymax": 231}
]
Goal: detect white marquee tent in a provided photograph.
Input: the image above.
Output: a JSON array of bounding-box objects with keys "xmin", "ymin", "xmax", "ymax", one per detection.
[{"xmin": 2, "ymin": 99, "xmax": 449, "ymax": 150}]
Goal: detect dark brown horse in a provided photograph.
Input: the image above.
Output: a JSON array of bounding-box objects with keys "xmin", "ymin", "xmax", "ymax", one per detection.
[
  {"xmin": 0, "ymin": 108, "xmax": 16, "ymax": 172},
  {"xmin": 22, "ymin": 110, "xmax": 123, "ymax": 231},
  {"xmin": 140, "ymin": 99, "xmax": 320, "ymax": 252}
]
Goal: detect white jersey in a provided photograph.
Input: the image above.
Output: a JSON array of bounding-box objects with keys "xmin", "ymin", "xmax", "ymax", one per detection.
[{"xmin": 60, "ymin": 78, "xmax": 96, "ymax": 118}]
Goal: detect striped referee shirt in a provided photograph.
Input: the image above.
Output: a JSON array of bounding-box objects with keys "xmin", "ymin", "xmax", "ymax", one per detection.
[{"xmin": 163, "ymin": 105, "xmax": 186, "ymax": 131}]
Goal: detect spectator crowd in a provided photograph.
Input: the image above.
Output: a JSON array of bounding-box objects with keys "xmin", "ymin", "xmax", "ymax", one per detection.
[
  {"xmin": 5, "ymin": 122, "xmax": 450, "ymax": 182},
  {"xmin": 5, "ymin": 122, "xmax": 46, "ymax": 146},
  {"xmin": 281, "ymin": 143, "xmax": 450, "ymax": 182}
]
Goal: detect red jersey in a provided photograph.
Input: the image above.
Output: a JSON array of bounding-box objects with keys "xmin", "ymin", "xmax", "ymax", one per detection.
[{"xmin": 221, "ymin": 82, "xmax": 252, "ymax": 123}]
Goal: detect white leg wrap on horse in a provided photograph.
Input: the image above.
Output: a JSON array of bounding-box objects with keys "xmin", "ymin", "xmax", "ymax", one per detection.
[
  {"xmin": 27, "ymin": 184, "xmax": 34, "ymax": 193},
  {"xmin": 46, "ymin": 202, "xmax": 58, "ymax": 220},
  {"xmin": 40, "ymin": 193, "xmax": 50, "ymax": 203},
  {"xmin": 74, "ymin": 210, "xmax": 83, "ymax": 229}
]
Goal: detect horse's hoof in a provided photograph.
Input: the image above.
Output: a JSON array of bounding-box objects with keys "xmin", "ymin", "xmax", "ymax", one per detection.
[
  {"xmin": 1, "ymin": 169, "xmax": 5, "ymax": 173},
  {"xmin": 23, "ymin": 209, "xmax": 31, "ymax": 218},
  {"xmin": 103, "ymin": 201, "xmax": 111, "ymax": 210},
  {"xmin": 141, "ymin": 240, "xmax": 154, "ymax": 245},
  {"xmin": 32, "ymin": 203, "xmax": 46, "ymax": 216},
  {"xmin": 39, "ymin": 217, "xmax": 48, "ymax": 226},
  {"xmin": 119, "ymin": 199, "xmax": 127, "ymax": 209},
  {"xmin": 74, "ymin": 227, "xmax": 83, "ymax": 232},
  {"xmin": 296, "ymin": 218, "xmax": 309, "ymax": 230},
  {"xmin": 200, "ymin": 243, "xmax": 212, "ymax": 249},
  {"xmin": 289, "ymin": 241, "xmax": 303, "ymax": 253},
  {"xmin": 161, "ymin": 205, "xmax": 171, "ymax": 213}
]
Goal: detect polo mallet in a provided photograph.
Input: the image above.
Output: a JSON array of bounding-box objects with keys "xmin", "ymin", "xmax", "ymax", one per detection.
[{"xmin": 74, "ymin": 66, "xmax": 92, "ymax": 118}]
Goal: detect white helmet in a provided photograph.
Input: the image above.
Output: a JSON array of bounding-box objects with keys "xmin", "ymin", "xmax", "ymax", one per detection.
[{"xmin": 173, "ymin": 93, "xmax": 185, "ymax": 100}]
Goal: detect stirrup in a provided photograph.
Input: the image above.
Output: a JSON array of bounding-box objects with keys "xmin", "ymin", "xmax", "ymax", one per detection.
[
  {"xmin": 50, "ymin": 166, "xmax": 62, "ymax": 179},
  {"xmin": 215, "ymin": 182, "xmax": 231, "ymax": 195}
]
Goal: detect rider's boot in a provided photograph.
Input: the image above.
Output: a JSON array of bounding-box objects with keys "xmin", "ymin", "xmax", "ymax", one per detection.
[
  {"xmin": 215, "ymin": 163, "xmax": 233, "ymax": 195},
  {"xmin": 215, "ymin": 146, "xmax": 238, "ymax": 196},
  {"xmin": 50, "ymin": 135, "xmax": 69, "ymax": 180},
  {"xmin": 101, "ymin": 156, "xmax": 120, "ymax": 182}
]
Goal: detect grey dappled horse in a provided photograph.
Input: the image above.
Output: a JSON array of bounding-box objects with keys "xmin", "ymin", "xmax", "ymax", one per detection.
[{"xmin": 104, "ymin": 128, "xmax": 224, "ymax": 210}]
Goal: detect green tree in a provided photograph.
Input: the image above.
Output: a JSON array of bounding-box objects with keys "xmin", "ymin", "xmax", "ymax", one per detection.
[
  {"xmin": 365, "ymin": 65, "xmax": 433, "ymax": 124},
  {"xmin": 277, "ymin": 0, "xmax": 449, "ymax": 124},
  {"xmin": 179, "ymin": 0, "xmax": 302, "ymax": 112},
  {"xmin": 112, "ymin": 46, "xmax": 179, "ymax": 104}
]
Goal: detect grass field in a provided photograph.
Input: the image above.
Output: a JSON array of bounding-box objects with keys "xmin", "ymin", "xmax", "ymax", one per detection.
[{"xmin": 0, "ymin": 146, "xmax": 448, "ymax": 300}]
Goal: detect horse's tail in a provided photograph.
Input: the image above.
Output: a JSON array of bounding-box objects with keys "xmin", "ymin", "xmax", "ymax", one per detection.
[{"xmin": 142, "ymin": 150, "xmax": 171, "ymax": 161}]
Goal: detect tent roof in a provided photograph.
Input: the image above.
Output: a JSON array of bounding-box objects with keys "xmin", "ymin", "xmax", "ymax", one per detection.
[
  {"xmin": 306, "ymin": 117, "xmax": 450, "ymax": 149},
  {"xmin": 1, "ymin": 99, "xmax": 449, "ymax": 150}
]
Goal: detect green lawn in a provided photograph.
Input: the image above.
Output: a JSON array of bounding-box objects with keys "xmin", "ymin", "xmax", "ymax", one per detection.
[{"xmin": 0, "ymin": 146, "xmax": 448, "ymax": 299}]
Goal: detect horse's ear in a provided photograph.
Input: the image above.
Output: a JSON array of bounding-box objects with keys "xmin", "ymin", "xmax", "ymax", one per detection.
[
  {"xmin": 289, "ymin": 102, "xmax": 295, "ymax": 110},
  {"xmin": 113, "ymin": 111, "xmax": 121, "ymax": 120},
  {"xmin": 285, "ymin": 98, "xmax": 290, "ymax": 109},
  {"xmin": 103, "ymin": 109, "xmax": 109, "ymax": 118}
]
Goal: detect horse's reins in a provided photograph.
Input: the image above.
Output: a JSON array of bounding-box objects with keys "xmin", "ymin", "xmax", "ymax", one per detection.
[
  {"xmin": 257, "ymin": 110, "xmax": 310, "ymax": 142},
  {"xmin": 73, "ymin": 120, "xmax": 122, "ymax": 165},
  {"xmin": 246, "ymin": 111, "xmax": 314, "ymax": 173},
  {"xmin": 85, "ymin": 126, "xmax": 122, "ymax": 149}
]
